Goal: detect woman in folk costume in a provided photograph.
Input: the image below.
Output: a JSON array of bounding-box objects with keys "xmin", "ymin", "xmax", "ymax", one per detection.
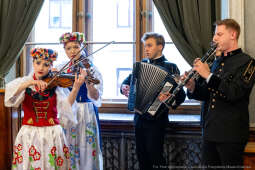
[
  {"xmin": 5, "ymin": 48, "xmax": 86, "ymax": 170},
  {"xmin": 58, "ymin": 32, "xmax": 103, "ymax": 170}
]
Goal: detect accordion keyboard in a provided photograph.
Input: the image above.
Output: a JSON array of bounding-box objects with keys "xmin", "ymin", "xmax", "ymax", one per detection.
[{"xmin": 128, "ymin": 62, "xmax": 175, "ymax": 116}]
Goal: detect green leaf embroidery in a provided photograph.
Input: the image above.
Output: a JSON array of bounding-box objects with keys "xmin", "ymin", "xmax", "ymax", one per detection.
[
  {"xmin": 86, "ymin": 130, "xmax": 93, "ymax": 135},
  {"xmin": 48, "ymin": 154, "xmax": 55, "ymax": 166},
  {"xmin": 29, "ymin": 156, "xmax": 33, "ymax": 162}
]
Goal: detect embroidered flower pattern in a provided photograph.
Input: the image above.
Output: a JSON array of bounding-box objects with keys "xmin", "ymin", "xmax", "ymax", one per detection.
[
  {"xmin": 51, "ymin": 146, "xmax": 56, "ymax": 157},
  {"xmin": 86, "ymin": 135, "xmax": 95, "ymax": 144},
  {"xmin": 63, "ymin": 144, "xmax": 70, "ymax": 159},
  {"xmin": 12, "ymin": 144, "xmax": 23, "ymax": 168},
  {"xmin": 86, "ymin": 122, "xmax": 98, "ymax": 159},
  {"xmin": 70, "ymin": 127, "xmax": 77, "ymax": 138},
  {"xmin": 74, "ymin": 145, "xmax": 80, "ymax": 158},
  {"xmin": 29, "ymin": 145, "xmax": 37, "ymax": 157},
  {"xmin": 17, "ymin": 144, "xmax": 23, "ymax": 151},
  {"xmin": 49, "ymin": 145, "xmax": 70, "ymax": 168},
  {"xmin": 33, "ymin": 152, "xmax": 41, "ymax": 161},
  {"xmin": 56, "ymin": 156, "xmax": 64, "ymax": 166},
  {"xmin": 92, "ymin": 150, "xmax": 96, "ymax": 157}
]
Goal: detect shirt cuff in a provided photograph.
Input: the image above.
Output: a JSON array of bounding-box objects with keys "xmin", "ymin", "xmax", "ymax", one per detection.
[{"xmin": 206, "ymin": 73, "xmax": 213, "ymax": 83}]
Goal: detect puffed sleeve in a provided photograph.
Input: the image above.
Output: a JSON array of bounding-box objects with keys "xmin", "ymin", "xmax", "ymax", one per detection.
[
  {"xmin": 88, "ymin": 65, "xmax": 103, "ymax": 107},
  {"xmin": 5, "ymin": 76, "xmax": 32, "ymax": 108},
  {"xmin": 56, "ymin": 87, "xmax": 78, "ymax": 126}
]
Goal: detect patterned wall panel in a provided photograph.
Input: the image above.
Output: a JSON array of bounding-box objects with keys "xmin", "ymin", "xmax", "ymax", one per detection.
[{"xmin": 101, "ymin": 130, "xmax": 202, "ymax": 170}]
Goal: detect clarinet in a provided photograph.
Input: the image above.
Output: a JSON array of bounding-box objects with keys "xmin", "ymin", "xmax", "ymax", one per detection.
[{"xmin": 165, "ymin": 42, "xmax": 218, "ymax": 107}]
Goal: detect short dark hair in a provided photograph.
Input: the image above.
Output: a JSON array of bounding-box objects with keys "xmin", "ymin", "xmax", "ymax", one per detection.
[
  {"xmin": 141, "ymin": 32, "xmax": 165, "ymax": 49},
  {"xmin": 215, "ymin": 19, "xmax": 240, "ymax": 40}
]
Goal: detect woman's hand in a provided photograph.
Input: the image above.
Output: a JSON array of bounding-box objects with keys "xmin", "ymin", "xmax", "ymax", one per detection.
[
  {"xmin": 73, "ymin": 68, "xmax": 87, "ymax": 89},
  {"xmin": 68, "ymin": 68, "xmax": 86, "ymax": 105},
  {"xmin": 30, "ymin": 80, "xmax": 48, "ymax": 92},
  {"xmin": 13, "ymin": 79, "xmax": 48, "ymax": 97}
]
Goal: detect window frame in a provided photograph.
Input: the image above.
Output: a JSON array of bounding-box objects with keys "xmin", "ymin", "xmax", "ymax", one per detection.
[{"xmin": 22, "ymin": 0, "xmax": 201, "ymax": 115}]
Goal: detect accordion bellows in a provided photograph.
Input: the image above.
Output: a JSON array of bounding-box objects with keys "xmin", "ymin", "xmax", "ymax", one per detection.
[{"xmin": 128, "ymin": 62, "xmax": 176, "ymax": 116}]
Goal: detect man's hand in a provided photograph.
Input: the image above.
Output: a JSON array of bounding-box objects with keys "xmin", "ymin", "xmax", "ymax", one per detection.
[
  {"xmin": 181, "ymin": 71, "xmax": 196, "ymax": 93},
  {"xmin": 158, "ymin": 92, "xmax": 171, "ymax": 102},
  {"xmin": 121, "ymin": 84, "xmax": 130, "ymax": 97},
  {"xmin": 193, "ymin": 58, "xmax": 211, "ymax": 79}
]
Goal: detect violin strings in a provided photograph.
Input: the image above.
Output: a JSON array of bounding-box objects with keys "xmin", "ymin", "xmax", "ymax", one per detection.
[
  {"xmin": 47, "ymin": 43, "xmax": 88, "ymax": 86},
  {"xmin": 62, "ymin": 41, "xmax": 115, "ymax": 72}
]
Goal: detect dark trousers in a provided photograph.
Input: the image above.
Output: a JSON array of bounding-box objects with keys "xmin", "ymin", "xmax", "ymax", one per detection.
[
  {"xmin": 135, "ymin": 119, "xmax": 168, "ymax": 170},
  {"xmin": 202, "ymin": 140, "xmax": 247, "ymax": 170}
]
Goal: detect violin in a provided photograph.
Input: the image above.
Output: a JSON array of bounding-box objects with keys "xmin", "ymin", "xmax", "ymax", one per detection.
[
  {"xmin": 43, "ymin": 72, "xmax": 100, "ymax": 89},
  {"xmin": 45, "ymin": 41, "xmax": 114, "ymax": 89}
]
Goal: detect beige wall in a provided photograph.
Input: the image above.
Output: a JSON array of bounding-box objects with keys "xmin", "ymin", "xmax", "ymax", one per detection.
[
  {"xmin": 244, "ymin": 0, "xmax": 255, "ymax": 127},
  {"xmin": 228, "ymin": 0, "xmax": 255, "ymax": 57},
  {"xmin": 244, "ymin": 0, "xmax": 255, "ymax": 58},
  {"xmin": 229, "ymin": 0, "xmax": 255, "ymax": 127}
]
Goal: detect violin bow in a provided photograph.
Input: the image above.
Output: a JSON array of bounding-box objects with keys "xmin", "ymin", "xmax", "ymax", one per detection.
[
  {"xmin": 63, "ymin": 41, "xmax": 115, "ymax": 72},
  {"xmin": 47, "ymin": 42, "xmax": 88, "ymax": 86},
  {"xmin": 47, "ymin": 41, "xmax": 115, "ymax": 87}
]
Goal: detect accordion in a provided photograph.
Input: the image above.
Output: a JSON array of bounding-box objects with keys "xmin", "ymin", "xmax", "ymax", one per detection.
[{"xmin": 128, "ymin": 62, "xmax": 177, "ymax": 116}]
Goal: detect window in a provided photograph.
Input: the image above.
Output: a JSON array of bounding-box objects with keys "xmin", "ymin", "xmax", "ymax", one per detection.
[
  {"xmin": 116, "ymin": 0, "xmax": 131, "ymax": 28},
  {"xmin": 92, "ymin": 0, "xmax": 134, "ymax": 101},
  {"xmin": 32, "ymin": 0, "xmax": 72, "ymax": 66},
  {"xmin": 49, "ymin": 0, "xmax": 72, "ymax": 29},
  {"xmin": 26, "ymin": 0, "xmax": 197, "ymax": 105}
]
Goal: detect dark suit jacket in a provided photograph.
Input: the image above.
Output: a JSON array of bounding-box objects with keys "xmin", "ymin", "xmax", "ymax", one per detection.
[
  {"xmin": 121, "ymin": 56, "xmax": 186, "ymax": 127},
  {"xmin": 188, "ymin": 48, "xmax": 255, "ymax": 143}
]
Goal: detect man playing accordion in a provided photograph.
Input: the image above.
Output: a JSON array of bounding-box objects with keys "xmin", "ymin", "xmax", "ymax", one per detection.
[{"xmin": 120, "ymin": 32, "xmax": 186, "ymax": 170}]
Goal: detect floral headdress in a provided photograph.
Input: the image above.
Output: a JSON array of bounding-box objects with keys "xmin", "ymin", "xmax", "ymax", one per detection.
[
  {"xmin": 59, "ymin": 32, "xmax": 85, "ymax": 45},
  {"xmin": 30, "ymin": 48, "xmax": 57, "ymax": 64}
]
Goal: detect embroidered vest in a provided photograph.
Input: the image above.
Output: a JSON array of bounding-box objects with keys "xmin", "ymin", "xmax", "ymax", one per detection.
[{"xmin": 22, "ymin": 88, "xmax": 59, "ymax": 126}]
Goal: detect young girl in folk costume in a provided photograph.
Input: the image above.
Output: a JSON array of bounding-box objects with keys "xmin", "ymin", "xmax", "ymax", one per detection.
[
  {"xmin": 58, "ymin": 32, "xmax": 103, "ymax": 170},
  {"xmin": 5, "ymin": 48, "xmax": 86, "ymax": 170}
]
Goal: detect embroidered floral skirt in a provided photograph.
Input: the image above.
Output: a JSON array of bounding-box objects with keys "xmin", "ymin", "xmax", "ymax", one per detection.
[
  {"xmin": 12, "ymin": 125, "xmax": 71, "ymax": 170},
  {"xmin": 63, "ymin": 102, "xmax": 103, "ymax": 170}
]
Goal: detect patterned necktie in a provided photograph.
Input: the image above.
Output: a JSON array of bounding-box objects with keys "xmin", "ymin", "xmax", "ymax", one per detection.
[{"xmin": 210, "ymin": 58, "xmax": 222, "ymax": 73}]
